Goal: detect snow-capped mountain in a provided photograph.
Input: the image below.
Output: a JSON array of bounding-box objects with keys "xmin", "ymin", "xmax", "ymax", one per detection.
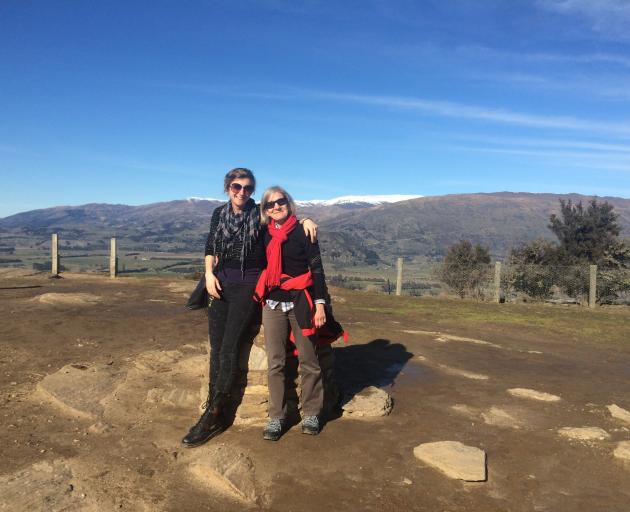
[{"xmin": 296, "ymin": 194, "xmax": 423, "ymax": 207}]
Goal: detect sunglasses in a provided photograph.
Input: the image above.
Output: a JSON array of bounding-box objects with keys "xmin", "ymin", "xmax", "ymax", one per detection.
[
  {"xmin": 229, "ymin": 183, "xmax": 255, "ymax": 195},
  {"xmin": 263, "ymin": 197, "xmax": 288, "ymax": 210}
]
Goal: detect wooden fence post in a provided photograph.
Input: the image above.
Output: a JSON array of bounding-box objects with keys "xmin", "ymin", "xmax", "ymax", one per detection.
[
  {"xmin": 396, "ymin": 257, "xmax": 403, "ymax": 296},
  {"xmin": 110, "ymin": 238, "xmax": 118, "ymax": 278},
  {"xmin": 51, "ymin": 233, "xmax": 59, "ymax": 276},
  {"xmin": 494, "ymin": 261, "xmax": 502, "ymax": 303},
  {"xmin": 589, "ymin": 264, "xmax": 597, "ymax": 308}
]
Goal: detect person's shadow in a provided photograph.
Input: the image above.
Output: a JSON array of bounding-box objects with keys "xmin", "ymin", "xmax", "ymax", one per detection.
[{"xmin": 332, "ymin": 338, "xmax": 413, "ymax": 401}]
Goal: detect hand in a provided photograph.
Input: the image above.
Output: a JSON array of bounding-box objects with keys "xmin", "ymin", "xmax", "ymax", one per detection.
[
  {"xmin": 302, "ymin": 218, "xmax": 318, "ymax": 243},
  {"xmin": 205, "ymin": 272, "xmax": 222, "ymax": 299},
  {"xmin": 314, "ymin": 303, "xmax": 326, "ymax": 328}
]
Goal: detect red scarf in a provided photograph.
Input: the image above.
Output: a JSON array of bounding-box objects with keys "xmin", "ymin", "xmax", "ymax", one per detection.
[{"xmin": 263, "ymin": 214, "xmax": 298, "ymax": 288}]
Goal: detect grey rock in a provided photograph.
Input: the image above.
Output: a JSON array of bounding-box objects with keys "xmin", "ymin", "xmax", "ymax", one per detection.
[
  {"xmin": 508, "ymin": 388, "xmax": 561, "ymax": 402},
  {"xmin": 607, "ymin": 404, "xmax": 630, "ymax": 425},
  {"xmin": 0, "ymin": 459, "xmax": 98, "ymax": 511},
  {"xmin": 188, "ymin": 446, "xmax": 258, "ymax": 503},
  {"xmin": 414, "ymin": 441, "xmax": 487, "ymax": 482},
  {"xmin": 613, "ymin": 440, "xmax": 630, "ymax": 461},
  {"xmin": 37, "ymin": 363, "xmax": 123, "ymax": 419},
  {"xmin": 343, "ymin": 386, "xmax": 393, "ymax": 418},
  {"xmin": 558, "ymin": 426, "xmax": 610, "ymax": 441}
]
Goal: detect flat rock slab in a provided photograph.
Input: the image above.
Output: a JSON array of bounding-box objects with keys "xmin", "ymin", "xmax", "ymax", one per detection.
[
  {"xmin": 34, "ymin": 293, "xmax": 102, "ymax": 305},
  {"xmin": 607, "ymin": 404, "xmax": 630, "ymax": 425},
  {"xmin": 188, "ymin": 445, "xmax": 258, "ymax": 503},
  {"xmin": 342, "ymin": 386, "xmax": 393, "ymax": 418},
  {"xmin": 414, "ymin": 441, "xmax": 487, "ymax": 482},
  {"xmin": 508, "ymin": 388, "xmax": 561, "ymax": 402},
  {"xmin": 146, "ymin": 387, "xmax": 199, "ymax": 408},
  {"xmin": 247, "ymin": 344, "xmax": 268, "ymax": 372},
  {"xmin": 167, "ymin": 281, "xmax": 195, "ymax": 293},
  {"xmin": 558, "ymin": 426, "xmax": 610, "ymax": 441},
  {"xmin": 0, "ymin": 459, "xmax": 98, "ymax": 511},
  {"xmin": 482, "ymin": 407, "xmax": 521, "ymax": 429},
  {"xmin": 613, "ymin": 441, "xmax": 630, "ymax": 461},
  {"xmin": 134, "ymin": 350, "xmax": 183, "ymax": 372},
  {"xmin": 437, "ymin": 364, "xmax": 489, "ymax": 380},
  {"xmin": 37, "ymin": 363, "xmax": 123, "ymax": 419}
]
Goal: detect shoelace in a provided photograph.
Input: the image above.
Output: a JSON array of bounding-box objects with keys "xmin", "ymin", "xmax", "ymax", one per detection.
[
  {"xmin": 303, "ymin": 416, "xmax": 318, "ymax": 428},
  {"xmin": 266, "ymin": 418, "xmax": 283, "ymax": 431}
]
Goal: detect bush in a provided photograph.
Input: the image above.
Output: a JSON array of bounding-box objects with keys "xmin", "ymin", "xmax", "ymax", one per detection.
[{"xmin": 439, "ymin": 240, "xmax": 491, "ymax": 299}]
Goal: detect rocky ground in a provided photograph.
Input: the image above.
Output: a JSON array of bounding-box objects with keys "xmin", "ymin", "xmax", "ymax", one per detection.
[{"xmin": 1, "ymin": 269, "xmax": 630, "ymax": 511}]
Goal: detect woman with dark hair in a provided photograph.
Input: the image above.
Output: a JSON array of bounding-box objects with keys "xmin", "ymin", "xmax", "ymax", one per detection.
[{"xmin": 182, "ymin": 169, "xmax": 317, "ymax": 447}]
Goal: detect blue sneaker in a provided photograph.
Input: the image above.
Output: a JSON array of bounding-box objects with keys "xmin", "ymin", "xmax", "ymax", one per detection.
[
  {"xmin": 301, "ymin": 415, "xmax": 320, "ymax": 435},
  {"xmin": 263, "ymin": 418, "xmax": 284, "ymax": 441}
]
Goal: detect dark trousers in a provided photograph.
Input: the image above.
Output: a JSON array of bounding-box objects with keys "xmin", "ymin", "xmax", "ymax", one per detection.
[{"xmin": 208, "ymin": 283, "xmax": 258, "ymax": 401}]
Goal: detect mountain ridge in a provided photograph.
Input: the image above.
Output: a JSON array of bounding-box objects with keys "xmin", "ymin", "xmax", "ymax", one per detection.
[{"xmin": 2, "ymin": 192, "xmax": 629, "ymax": 263}]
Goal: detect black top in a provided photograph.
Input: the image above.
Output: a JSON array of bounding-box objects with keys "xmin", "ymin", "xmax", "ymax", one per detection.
[
  {"xmin": 204, "ymin": 206, "xmax": 266, "ymax": 277},
  {"xmin": 263, "ymin": 224, "xmax": 328, "ymax": 302}
]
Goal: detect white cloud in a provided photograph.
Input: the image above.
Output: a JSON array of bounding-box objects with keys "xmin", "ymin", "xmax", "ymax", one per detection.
[
  {"xmin": 538, "ymin": 0, "xmax": 630, "ymax": 41},
  {"xmin": 457, "ymin": 45, "xmax": 630, "ymax": 70},
  {"xmin": 304, "ymin": 90, "xmax": 630, "ymax": 138}
]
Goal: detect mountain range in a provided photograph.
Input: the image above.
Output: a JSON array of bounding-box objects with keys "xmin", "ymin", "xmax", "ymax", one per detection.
[{"xmin": 1, "ymin": 193, "xmax": 629, "ymax": 264}]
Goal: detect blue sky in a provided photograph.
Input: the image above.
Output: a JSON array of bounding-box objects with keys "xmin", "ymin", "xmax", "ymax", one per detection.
[{"xmin": 2, "ymin": 0, "xmax": 630, "ymax": 217}]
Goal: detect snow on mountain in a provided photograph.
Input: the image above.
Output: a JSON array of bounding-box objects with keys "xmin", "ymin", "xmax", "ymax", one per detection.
[
  {"xmin": 186, "ymin": 197, "xmax": 223, "ymax": 202},
  {"xmin": 296, "ymin": 194, "xmax": 423, "ymax": 207}
]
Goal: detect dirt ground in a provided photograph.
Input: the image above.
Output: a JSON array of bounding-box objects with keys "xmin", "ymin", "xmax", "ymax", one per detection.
[{"xmin": 1, "ymin": 269, "xmax": 630, "ymax": 511}]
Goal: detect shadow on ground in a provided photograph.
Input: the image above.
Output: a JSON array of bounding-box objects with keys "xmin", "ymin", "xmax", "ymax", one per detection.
[{"xmin": 334, "ymin": 338, "xmax": 413, "ymax": 399}]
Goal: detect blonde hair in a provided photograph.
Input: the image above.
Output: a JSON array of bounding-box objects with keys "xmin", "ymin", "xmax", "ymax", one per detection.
[{"xmin": 259, "ymin": 186, "xmax": 297, "ymax": 225}]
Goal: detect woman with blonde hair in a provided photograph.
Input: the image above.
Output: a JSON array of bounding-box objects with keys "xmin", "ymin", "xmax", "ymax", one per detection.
[{"xmin": 254, "ymin": 185, "xmax": 343, "ymax": 441}]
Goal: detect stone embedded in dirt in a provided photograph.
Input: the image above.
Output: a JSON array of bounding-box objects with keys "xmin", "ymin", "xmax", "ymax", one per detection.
[
  {"xmin": 437, "ymin": 364, "xmax": 489, "ymax": 380},
  {"xmin": 413, "ymin": 441, "xmax": 487, "ymax": 482},
  {"xmin": 403, "ymin": 330, "xmax": 501, "ymax": 348},
  {"xmin": 134, "ymin": 350, "xmax": 183, "ymax": 372},
  {"xmin": 607, "ymin": 404, "xmax": 630, "ymax": 425},
  {"xmin": 481, "ymin": 407, "xmax": 521, "ymax": 429},
  {"xmin": 558, "ymin": 426, "xmax": 611, "ymax": 441},
  {"xmin": 247, "ymin": 343, "xmax": 268, "ymax": 372},
  {"xmin": 188, "ymin": 445, "xmax": 258, "ymax": 503},
  {"xmin": 34, "ymin": 292, "xmax": 102, "ymax": 305},
  {"xmin": 342, "ymin": 386, "xmax": 393, "ymax": 418},
  {"xmin": 167, "ymin": 281, "xmax": 195, "ymax": 294},
  {"xmin": 613, "ymin": 441, "xmax": 630, "ymax": 461},
  {"xmin": 0, "ymin": 459, "xmax": 99, "ymax": 511},
  {"xmin": 146, "ymin": 387, "xmax": 199, "ymax": 408},
  {"xmin": 508, "ymin": 388, "xmax": 561, "ymax": 402},
  {"xmin": 451, "ymin": 404, "xmax": 480, "ymax": 419},
  {"xmin": 87, "ymin": 421, "xmax": 112, "ymax": 435},
  {"xmin": 37, "ymin": 363, "xmax": 123, "ymax": 419}
]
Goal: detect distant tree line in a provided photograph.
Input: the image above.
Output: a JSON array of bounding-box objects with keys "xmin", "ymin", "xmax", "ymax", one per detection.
[{"xmin": 440, "ymin": 199, "xmax": 630, "ymax": 303}]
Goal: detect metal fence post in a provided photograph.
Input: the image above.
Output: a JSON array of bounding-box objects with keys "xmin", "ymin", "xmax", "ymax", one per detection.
[
  {"xmin": 110, "ymin": 238, "xmax": 118, "ymax": 278},
  {"xmin": 51, "ymin": 233, "xmax": 59, "ymax": 276},
  {"xmin": 494, "ymin": 261, "xmax": 502, "ymax": 303},
  {"xmin": 589, "ymin": 264, "xmax": 597, "ymax": 308},
  {"xmin": 396, "ymin": 257, "xmax": 403, "ymax": 296}
]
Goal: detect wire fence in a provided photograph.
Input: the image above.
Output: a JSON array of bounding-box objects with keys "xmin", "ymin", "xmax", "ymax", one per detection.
[
  {"xmin": 328, "ymin": 260, "xmax": 630, "ymax": 306},
  {"xmin": 3, "ymin": 234, "xmax": 630, "ymax": 306}
]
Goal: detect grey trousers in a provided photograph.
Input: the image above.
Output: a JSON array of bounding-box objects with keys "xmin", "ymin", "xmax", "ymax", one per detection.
[{"xmin": 262, "ymin": 304, "xmax": 323, "ymax": 419}]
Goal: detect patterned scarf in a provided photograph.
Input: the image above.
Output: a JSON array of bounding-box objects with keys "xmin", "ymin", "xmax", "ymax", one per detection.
[{"xmin": 212, "ymin": 198, "xmax": 260, "ymax": 272}]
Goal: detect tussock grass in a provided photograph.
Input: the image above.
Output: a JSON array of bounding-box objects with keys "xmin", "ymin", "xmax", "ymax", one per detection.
[{"xmin": 334, "ymin": 288, "xmax": 630, "ymax": 346}]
